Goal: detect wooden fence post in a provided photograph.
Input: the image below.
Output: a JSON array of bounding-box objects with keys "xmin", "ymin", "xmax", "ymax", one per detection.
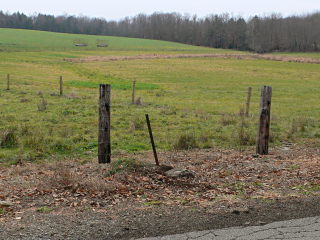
[
  {"xmin": 132, "ymin": 80, "xmax": 136, "ymax": 104},
  {"xmin": 256, "ymin": 86, "xmax": 272, "ymax": 155},
  {"xmin": 245, "ymin": 87, "xmax": 252, "ymax": 117},
  {"xmin": 59, "ymin": 76, "xmax": 63, "ymax": 96},
  {"xmin": 6, "ymin": 74, "xmax": 10, "ymax": 90},
  {"xmin": 98, "ymin": 84, "xmax": 111, "ymax": 163},
  {"xmin": 145, "ymin": 114, "xmax": 159, "ymax": 166}
]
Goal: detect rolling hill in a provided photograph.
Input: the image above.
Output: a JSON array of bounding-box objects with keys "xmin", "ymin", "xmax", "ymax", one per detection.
[{"xmin": 0, "ymin": 28, "xmax": 235, "ymax": 53}]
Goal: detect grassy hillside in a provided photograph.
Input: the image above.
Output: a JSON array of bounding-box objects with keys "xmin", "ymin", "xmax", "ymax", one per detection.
[
  {"xmin": 0, "ymin": 28, "xmax": 236, "ymax": 53},
  {"xmin": 1, "ymin": 28, "xmax": 320, "ymax": 164}
]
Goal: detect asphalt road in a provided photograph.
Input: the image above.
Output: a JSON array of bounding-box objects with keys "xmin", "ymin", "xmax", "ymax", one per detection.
[{"xmin": 138, "ymin": 216, "xmax": 320, "ymax": 240}]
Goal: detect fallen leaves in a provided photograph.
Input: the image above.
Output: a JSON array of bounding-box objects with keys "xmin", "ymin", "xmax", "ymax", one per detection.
[{"xmin": 1, "ymin": 145, "xmax": 320, "ymax": 218}]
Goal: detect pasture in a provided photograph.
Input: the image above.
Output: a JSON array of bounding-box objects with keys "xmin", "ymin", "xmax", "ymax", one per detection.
[{"xmin": 1, "ymin": 28, "xmax": 320, "ymax": 164}]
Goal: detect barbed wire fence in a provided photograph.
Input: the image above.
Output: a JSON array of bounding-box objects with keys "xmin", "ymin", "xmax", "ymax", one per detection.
[{"xmin": 1, "ymin": 73, "xmax": 320, "ymax": 162}]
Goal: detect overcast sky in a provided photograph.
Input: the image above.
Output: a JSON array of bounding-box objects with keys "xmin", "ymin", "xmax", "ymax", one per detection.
[{"xmin": 2, "ymin": 0, "xmax": 320, "ymax": 20}]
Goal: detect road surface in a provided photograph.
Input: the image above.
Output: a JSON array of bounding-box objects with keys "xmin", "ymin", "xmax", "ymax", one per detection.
[{"xmin": 138, "ymin": 216, "xmax": 320, "ymax": 240}]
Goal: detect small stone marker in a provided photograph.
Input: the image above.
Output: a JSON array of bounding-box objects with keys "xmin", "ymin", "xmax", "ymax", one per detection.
[
  {"xmin": 165, "ymin": 168, "xmax": 195, "ymax": 178},
  {"xmin": 0, "ymin": 200, "xmax": 13, "ymax": 207},
  {"xmin": 153, "ymin": 164, "xmax": 173, "ymax": 173}
]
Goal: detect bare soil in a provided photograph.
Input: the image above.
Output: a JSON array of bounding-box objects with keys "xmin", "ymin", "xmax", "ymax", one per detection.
[
  {"xmin": 64, "ymin": 53, "xmax": 320, "ymax": 64},
  {"xmin": 1, "ymin": 145, "xmax": 320, "ymax": 239}
]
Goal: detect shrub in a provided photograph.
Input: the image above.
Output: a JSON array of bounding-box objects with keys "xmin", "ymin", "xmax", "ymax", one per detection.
[
  {"xmin": 37, "ymin": 97, "xmax": 48, "ymax": 112},
  {"xmin": 287, "ymin": 117, "xmax": 316, "ymax": 139},
  {"xmin": 173, "ymin": 134, "xmax": 198, "ymax": 150},
  {"xmin": 20, "ymin": 98, "xmax": 30, "ymax": 103},
  {"xmin": 198, "ymin": 133, "xmax": 214, "ymax": 149},
  {"xmin": 22, "ymin": 129, "xmax": 49, "ymax": 153},
  {"xmin": 106, "ymin": 158, "xmax": 141, "ymax": 176},
  {"xmin": 0, "ymin": 128, "xmax": 18, "ymax": 148}
]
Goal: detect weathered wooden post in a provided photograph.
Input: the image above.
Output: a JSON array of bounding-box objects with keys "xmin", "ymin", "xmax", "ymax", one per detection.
[
  {"xmin": 256, "ymin": 86, "xmax": 272, "ymax": 155},
  {"xmin": 6, "ymin": 74, "xmax": 10, "ymax": 90},
  {"xmin": 59, "ymin": 76, "xmax": 63, "ymax": 96},
  {"xmin": 245, "ymin": 87, "xmax": 252, "ymax": 117},
  {"xmin": 132, "ymin": 80, "xmax": 136, "ymax": 104},
  {"xmin": 98, "ymin": 84, "xmax": 111, "ymax": 163},
  {"xmin": 145, "ymin": 114, "xmax": 159, "ymax": 166}
]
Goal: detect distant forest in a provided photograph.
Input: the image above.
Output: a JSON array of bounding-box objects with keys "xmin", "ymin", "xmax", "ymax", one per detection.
[{"xmin": 1, "ymin": 11, "xmax": 320, "ymax": 52}]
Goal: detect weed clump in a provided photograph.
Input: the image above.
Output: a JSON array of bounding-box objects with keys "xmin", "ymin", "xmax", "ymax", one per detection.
[
  {"xmin": 198, "ymin": 133, "xmax": 214, "ymax": 148},
  {"xmin": 36, "ymin": 206, "xmax": 53, "ymax": 213},
  {"xmin": 20, "ymin": 98, "xmax": 30, "ymax": 103},
  {"xmin": 173, "ymin": 134, "xmax": 198, "ymax": 150},
  {"xmin": 130, "ymin": 117, "xmax": 145, "ymax": 131},
  {"xmin": 230, "ymin": 110, "xmax": 256, "ymax": 149},
  {"xmin": 287, "ymin": 117, "xmax": 316, "ymax": 139},
  {"xmin": 0, "ymin": 129, "xmax": 18, "ymax": 148},
  {"xmin": 220, "ymin": 114, "xmax": 237, "ymax": 126},
  {"xmin": 235, "ymin": 123, "xmax": 255, "ymax": 146},
  {"xmin": 37, "ymin": 97, "xmax": 48, "ymax": 112},
  {"xmin": 107, "ymin": 158, "xmax": 141, "ymax": 176}
]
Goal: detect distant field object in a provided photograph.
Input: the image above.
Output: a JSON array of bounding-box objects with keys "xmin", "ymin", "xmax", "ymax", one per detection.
[
  {"xmin": 74, "ymin": 43, "xmax": 88, "ymax": 47},
  {"xmin": 96, "ymin": 39, "xmax": 109, "ymax": 48},
  {"xmin": 97, "ymin": 43, "xmax": 108, "ymax": 47},
  {"xmin": 73, "ymin": 39, "xmax": 88, "ymax": 47}
]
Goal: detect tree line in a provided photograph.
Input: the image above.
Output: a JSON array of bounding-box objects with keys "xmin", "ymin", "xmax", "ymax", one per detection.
[{"xmin": 0, "ymin": 11, "xmax": 319, "ymax": 52}]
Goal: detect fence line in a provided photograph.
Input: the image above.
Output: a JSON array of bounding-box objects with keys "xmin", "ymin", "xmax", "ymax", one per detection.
[
  {"xmin": 3, "ymin": 75, "xmax": 316, "ymax": 94},
  {"xmin": 2, "ymin": 73, "xmax": 320, "ymax": 161}
]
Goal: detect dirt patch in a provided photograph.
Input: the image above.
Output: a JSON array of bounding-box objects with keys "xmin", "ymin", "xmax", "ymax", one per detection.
[
  {"xmin": 1, "ymin": 145, "xmax": 320, "ymax": 239},
  {"xmin": 64, "ymin": 53, "xmax": 320, "ymax": 64}
]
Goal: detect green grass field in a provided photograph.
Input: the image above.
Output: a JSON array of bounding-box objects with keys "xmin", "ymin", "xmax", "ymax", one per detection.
[
  {"xmin": 0, "ymin": 28, "xmax": 236, "ymax": 53},
  {"xmin": 1, "ymin": 28, "xmax": 320, "ymax": 164}
]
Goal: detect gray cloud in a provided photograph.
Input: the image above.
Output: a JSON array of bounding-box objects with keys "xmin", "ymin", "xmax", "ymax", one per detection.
[{"xmin": 2, "ymin": 0, "xmax": 320, "ymax": 20}]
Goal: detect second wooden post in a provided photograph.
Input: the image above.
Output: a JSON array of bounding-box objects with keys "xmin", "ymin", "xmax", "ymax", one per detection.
[
  {"xmin": 59, "ymin": 76, "xmax": 63, "ymax": 96},
  {"xmin": 132, "ymin": 80, "xmax": 136, "ymax": 104},
  {"xmin": 245, "ymin": 87, "xmax": 252, "ymax": 117},
  {"xmin": 6, "ymin": 74, "xmax": 10, "ymax": 90},
  {"xmin": 256, "ymin": 85, "xmax": 272, "ymax": 155},
  {"xmin": 98, "ymin": 84, "xmax": 111, "ymax": 163}
]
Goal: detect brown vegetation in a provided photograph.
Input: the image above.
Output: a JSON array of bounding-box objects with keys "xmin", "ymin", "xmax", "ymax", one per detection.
[
  {"xmin": 1, "ymin": 145, "xmax": 320, "ymax": 220},
  {"xmin": 64, "ymin": 53, "xmax": 320, "ymax": 64}
]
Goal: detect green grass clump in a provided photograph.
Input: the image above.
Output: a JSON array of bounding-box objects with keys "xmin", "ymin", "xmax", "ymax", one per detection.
[
  {"xmin": 36, "ymin": 206, "xmax": 53, "ymax": 213},
  {"xmin": 0, "ymin": 128, "xmax": 18, "ymax": 148},
  {"xmin": 106, "ymin": 158, "xmax": 141, "ymax": 176},
  {"xmin": 0, "ymin": 208, "xmax": 5, "ymax": 214},
  {"xmin": 173, "ymin": 134, "xmax": 198, "ymax": 150}
]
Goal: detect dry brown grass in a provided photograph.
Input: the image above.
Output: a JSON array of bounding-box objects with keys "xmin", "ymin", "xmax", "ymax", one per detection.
[
  {"xmin": 64, "ymin": 53, "xmax": 320, "ymax": 64},
  {"xmin": 2, "ymin": 146, "xmax": 320, "ymax": 217},
  {"xmin": 0, "ymin": 160, "xmax": 118, "ymax": 201}
]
